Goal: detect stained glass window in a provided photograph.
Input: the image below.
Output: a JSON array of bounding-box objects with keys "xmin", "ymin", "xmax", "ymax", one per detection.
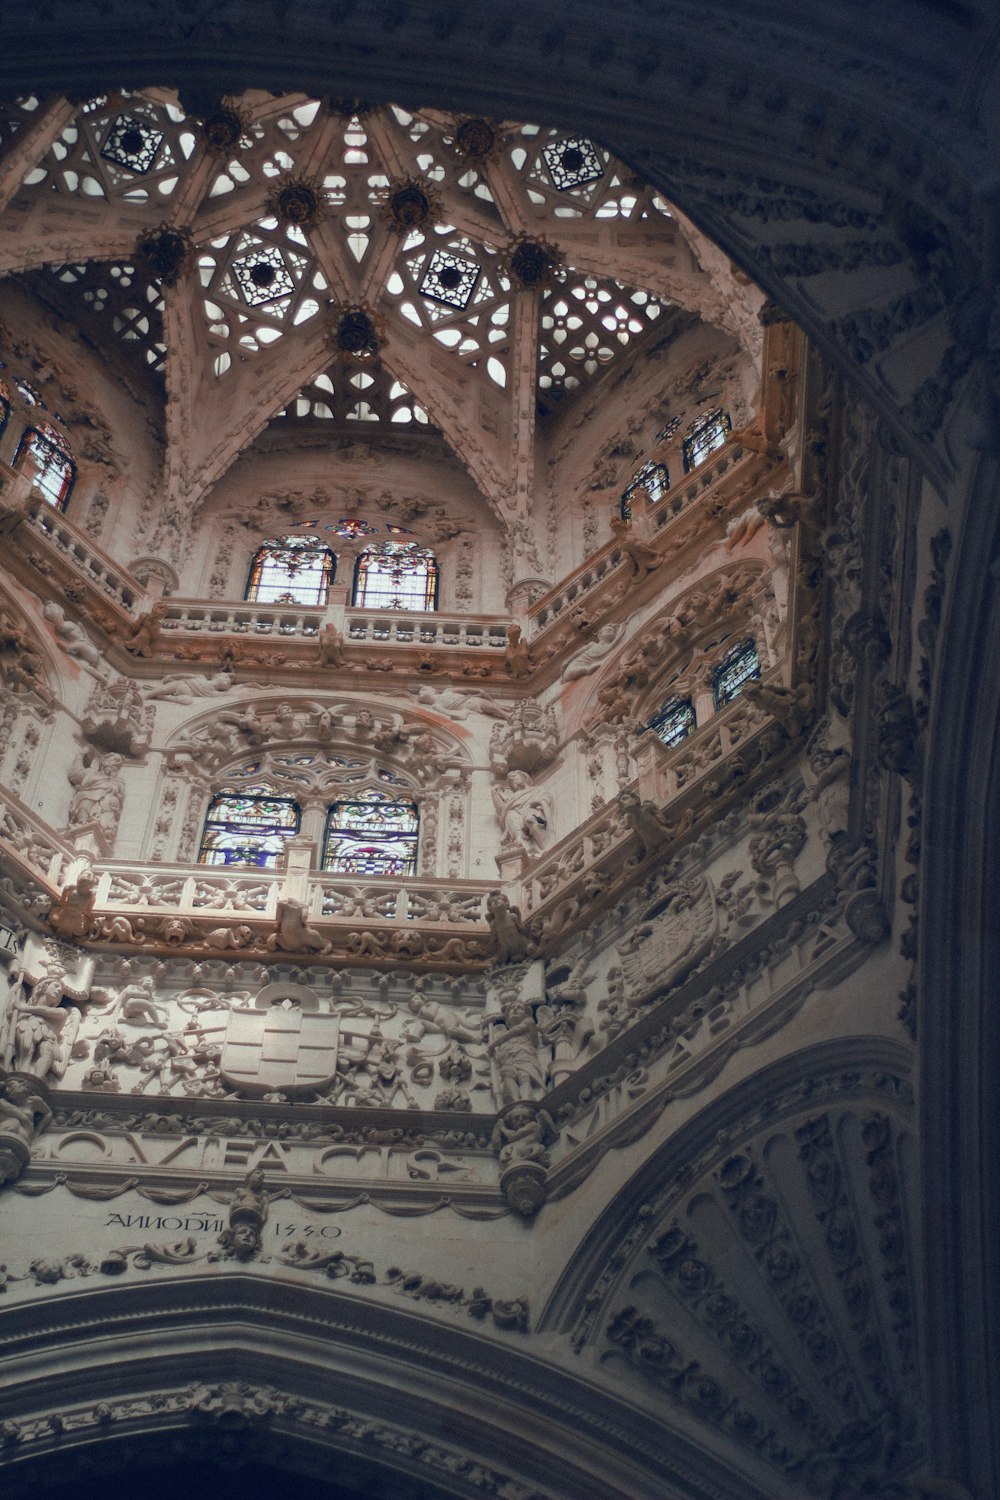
[
  {"xmin": 246, "ymin": 535, "xmax": 336, "ymax": 606},
  {"xmin": 199, "ymin": 784, "xmax": 301, "ymax": 867},
  {"xmin": 649, "ymin": 697, "xmax": 695, "ymax": 749},
  {"xmin": 620, "ymin": 461, "xmax": 669, "ymax": 522},
  {"xmin": 323, "ymin": 793, "xmax": 419, "ymax": 876},
  {"xmin": 683, "ymin": 409, "xmax": 731, "ymax": 472},
  {"xmin": 712, "ymin": 638, "xmax": 761, "ymax": 709},
  {"xmin": 14, "ymin": 424, "xmax": 76, "ymax": 510},
  {"xmin": 0, "ymin": 376, "xmax": 9, "ymax": 438},
  {"xmin": 353, "ymin": 543, "xmax": 438, "ymax": 611}
]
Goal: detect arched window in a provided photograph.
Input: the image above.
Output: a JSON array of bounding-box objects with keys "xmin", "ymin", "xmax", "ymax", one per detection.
[
  {"xmin": 323, "ymin": 792, "xmax": 419, "ymax": 876},
  {"xmin": 620, "ymin": 461, "xmax": 669, "ymax": 522},
  {"xmin": 198, "ymin": 782, "xmax": 301, "ymax": 867},
  {"xmin": 14, "ymin": 423, "xmax": 76, "ymax": 510},
  {"xmin": 648, "ymin": 696, "xmax": 696, "ymax": 748},
  {"xmin": 245, "ymin": 535, "xmax": 336, "ymax": 606},
  {"xmin": 712, "ymin": 638, "xmax": 761, "ymax": 709},
  {"xmin": 0, "ymin": 375, "xmax": 10, "ymax": 439},
  {"xmin": 353, "ymin": 542, "xmax": 438, "ymax": 611},
  {"xmin": 683, "ymin": 409, "xmax": 731, "ymax": 472}
]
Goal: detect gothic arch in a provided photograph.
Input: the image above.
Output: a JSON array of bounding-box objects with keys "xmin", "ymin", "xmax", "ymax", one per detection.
[{"xmin": 0, "ymin": 1275, "xmax": 747, "ymax": 1500}]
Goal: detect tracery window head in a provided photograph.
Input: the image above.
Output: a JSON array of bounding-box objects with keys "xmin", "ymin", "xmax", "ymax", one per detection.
[
  {"xmin": 712, "ymin": 638, "xmax": 761, "ymax": 709},
  {"xmin": 648, "ymin": 696, "xmax": 696, "ymax": 749},
  {"xmin": 198, "ymin": 782, "xmax": 301, "ymax": 867},
  {"xmin": 353, "ymin": 542, "xmax": 438, "ymax": 611},
  {"xmin": 246, "ymin": 534, "xmax": 336, "ymax": 606},
  {"xmin": 683, "ymin": 409, "xmax": 731, "ymax": 472},
  {"xmin": 620, "ymin": 461, "xmax": 669, "ymax": 523},
  {"xmin": 323, "ymin": 792, "xmax": 419, "ymax": 876},
  {"xmin": 13, "ymin": 424, "xmax": 76, "ymax": 510}
]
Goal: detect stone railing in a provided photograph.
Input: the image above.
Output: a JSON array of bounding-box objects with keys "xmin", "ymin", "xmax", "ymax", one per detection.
[
  {"xmin": 21, "ymin": 495, "xmax": 140, "ymax": 613},
  {"xmin": 0, "ymin": 786, "xmax": 74, "ymax": 891},
  {"xmin": 159, "ymin": 599, "xmax": 324, "ymax": 641},
  {"xmin": 345, "ymin": 610, "xmax": 509, "ymax": 653},
  {"xmin": 529, "ymin": 443, "xmax": 761, "ymax": 639},
  {"xmin": 89, "ymin": 862, "xmax": 496, "ymax": 964},
  {"xmin": 520, "ymin": 695, "xmax": 781, "ymax": 935}
]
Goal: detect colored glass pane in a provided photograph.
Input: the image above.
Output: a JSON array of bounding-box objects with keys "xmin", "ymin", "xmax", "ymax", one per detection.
[
  {"xmin": 620, "ymin": 461, "xmax": 669, "ymax": 522},
  {"xmin": 713, "ymin": 639, "xmax": 761, "ymax": 709},
  {"xmin": 198, "ymin": 785, "xmax": 301, "ymax": 868},
  {"xmin": 649, "ymin": 697, "xmax": 695, "ymax": 748},
  {"xmin": 246, "ymin": 535, "xmax": 336, "ymax": 606},
  {"xmin": 683, "ymin": 409, "xmax": 730, "ymax": 472},
  {"xmin": 14, "ymin": 427, "xmax": 75, "ymax": 510},
  {"xmin": 323, "ymin": 794, "xmax": 419, "ymax": 877},
  {"xmin": 353, "ymin": 543, "xmax": 438, "ymax": 612}
]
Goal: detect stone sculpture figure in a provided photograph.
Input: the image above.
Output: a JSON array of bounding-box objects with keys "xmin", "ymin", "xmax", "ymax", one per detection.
[
  {"xmin": 487, "ymin": 997, "xmax": 546, "ymax": 1104},
  {"xmin": 49, "ymin": 869, "xmax": 99, "ymax": 938},
  {"xmin": 318, "ymin": 622, "xmax": 346, "ymax": 667},
  {"xmin": 561, "ymin": 621, "xmax": 626, "ymax": 682},
  {"xmin": 5, "ymin": 979, "xmax": 81, "ymax": 1080},
  {"xmin": 144, "ymin": 670, "xmax": 235, "ymax": 704},
  {"xmin": 116, "ymin": 974, "xmax": 169, "ymax": 1029},
  {"xmin": 66, "ymin": 752, "xmax": 125, "ymax": 842},
  {"xmin": 267, "ymin": 897, "xmax": 332, "ymax": 955},
  {"xmin": 126, "ymin": 600, "xmax": 167, "ymax": 657},
  {"xmin": 491, "ymin": 769, "xmax": 554, "ymax": 854},
  {"xmin": 609, "ymin": 516, "xmax": 661, "ymax": 576},
  {"xmin": 504, "ymin": 624, "xmax": 532, "ymax": 679},
  {"xmin": 41, "ymin": 600, "xmax": 102, "ymax": 669},
  {"xmin": 485, "ymin": 891, "xmax": 537, "ymax": 964},
  {"xmin": 0, "ymin": 1074, "xmax": 52, "ymax": 1185}
]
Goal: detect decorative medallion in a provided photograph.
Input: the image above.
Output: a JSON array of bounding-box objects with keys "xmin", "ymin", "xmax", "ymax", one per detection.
[
  {"xmin": 200, "ymin": 107, "xmax": 248, "ymax": 157},
  {"xmin": 327, "ymin": 302, "xmax": 383, "ymax": 361},
  {"xmin": 452, "ymin": 117, "xmax": 500, "ymax": 163},
  {"xmin": 542, "ymin": 136, "xmax": 605, "ymax": 192},
  {"xmin": 269, "ymin": 173, "xmax": 324, "ymax": 230},
  {"xmin": 133, "ymin": 224, "xmax": 195, "ymax": 288},
  {"xmin": 232, "ymin": 244, "xmax": 295, "ymax": 305},
  {"xmin": 100, "ymin": 112, "xmax": 165, "ymax": 175},
  {"xmin": 419, "ymin": 248, "xmax": 481, "ymax": 310},
  {"xmin": 380, "ymin": 176, "xmax": 441, "ymax": 232},
  {"xmin": 501, "ymin": 233, "xmax": 564, "ymax": 291},
  {"xmin": 219, "ymin": 1004, "xmax": 340, "ymax": 1096}
]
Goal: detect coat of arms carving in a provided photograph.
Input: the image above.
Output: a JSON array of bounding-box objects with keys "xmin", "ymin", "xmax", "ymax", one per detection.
[
  {"xmin": 220, "ymin": 1003, "xmax": 340, "ymax": 1096},
  {"xmin": 616, "ymin": 877, "xmax": 717, "ymax": 1000}
]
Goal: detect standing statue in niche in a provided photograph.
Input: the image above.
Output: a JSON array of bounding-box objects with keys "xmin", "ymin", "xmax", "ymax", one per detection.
[
  {"xmin": 491, "ymin": 770, "xmax": 554, "ymax": 855},
  {"xmin": 66, "ymin": 751, "xmax": 125, "ymax": 844}
]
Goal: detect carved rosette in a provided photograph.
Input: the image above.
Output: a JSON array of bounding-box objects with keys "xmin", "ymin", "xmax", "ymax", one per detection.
[{"xmin": 501, "ymin": 233, "xmax": 564, "ymax": 292}]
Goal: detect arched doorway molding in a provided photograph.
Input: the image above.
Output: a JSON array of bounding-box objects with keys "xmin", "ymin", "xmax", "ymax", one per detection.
[{"xmin": 0, "ymin": 1273, "xmax": 763, "ymax": 1500}]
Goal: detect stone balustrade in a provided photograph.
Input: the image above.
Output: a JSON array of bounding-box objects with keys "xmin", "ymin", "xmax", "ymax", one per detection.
[
  {"xmin": 22, "ymin": 495, "xmax": 140, "ymax": 612},
  {"xmin": 345, "ymin": 610, "xmax": 509, "ymax": 653},
  {"xmin": 529, "ymin": 443, "xmax": 758, "ymax": 638},
  {"xmin": 0, "ymin": 786, "xmax": 74, "ymax": 889},
  {"xmin": 158, "ymin": 599, "xmax": 324, "ymax": 641}
]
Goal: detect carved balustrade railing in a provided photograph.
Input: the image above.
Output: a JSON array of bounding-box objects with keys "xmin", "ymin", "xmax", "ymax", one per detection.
[
  {"xmin": 20, "ymin": 493, "xmax": 140, "ymax": 613},
  {"xmin": 0, "ymin": 785, "xmax": 74, "ymax": 892},
  {"xmin": 520, "ymin": 695, "xmax": 783, "ymax": 935},
  {"xmin": 159, "ymin": 598, "xmax": 324, "ymax": 641},
  {"xmin": 529, "ymin": 443, "xmax": 767, "ymax": 639},
  {"xmin": 345, "ymin": 610, "xmax": 509, "ymax": 654}
]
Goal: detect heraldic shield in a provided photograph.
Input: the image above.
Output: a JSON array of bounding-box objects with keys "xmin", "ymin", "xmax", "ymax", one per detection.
[{"xmin": 220, "ymin": 1005, "xmax": 340, "ymax": 1096}]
